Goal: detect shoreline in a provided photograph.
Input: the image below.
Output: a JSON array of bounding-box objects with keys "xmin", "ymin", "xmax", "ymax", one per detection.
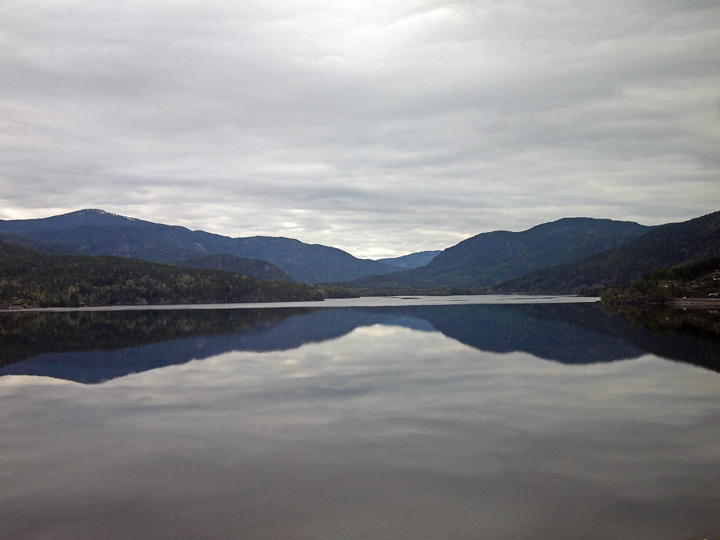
[
  {"xmin": 602, "ymin": 297, "xmax": 720, "ymax": 310},
  {"xmin": 667, "ymin": 298, "xmax": 720, "ymax": 309},
  {"xmin": 0, "ymin": 294, "xmax": 600, "ymax": 313}
]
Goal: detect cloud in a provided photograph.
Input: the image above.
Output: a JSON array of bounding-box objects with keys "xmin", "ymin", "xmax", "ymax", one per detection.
[{"xmin": 1, "ymin": 0, "xmax": 718, "ymax": 257}]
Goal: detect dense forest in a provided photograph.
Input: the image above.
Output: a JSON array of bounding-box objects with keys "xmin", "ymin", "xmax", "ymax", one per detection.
[
  {"xmin": 493, "ymin": 211, "xmax": 720, "ymax": 294},
  {"xmin": 600, "ymin": 256, "xmax": 720, "ymax": 306},
  {"xmin": 349, "ymin": 217, "xmax": 650, "ymax": 290},
  {"xmin": 175, "ymin": 254, "xmax": 294, "ymax": 282},
  {"xmin": 0, "ymin": 242, "xmax": 323, "ymax": 308}
]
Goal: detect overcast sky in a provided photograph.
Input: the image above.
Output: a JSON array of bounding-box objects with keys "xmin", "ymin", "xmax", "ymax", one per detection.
[{"xmin": 1, "ymin": 1, "xmax": 718, "ymax": 258}]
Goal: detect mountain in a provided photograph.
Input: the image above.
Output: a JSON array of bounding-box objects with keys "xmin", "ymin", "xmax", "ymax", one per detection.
[
  {"xmin": 376, "ymin": 250, "xmax": 441, "ymax": 269},
  {"xmin": 494, "ymin": 211, "xmax": 720, "ymax": 294},
  {"xmin": 0, "ymin": 241, "xmax": 322, "ymax": 308},
  {"xmin": 176, "ymin": 254, "xmax": 294, "ymax": 282},
  {"xmin": 0, "ymin": 230, "xmax": 78, "ymax": 254},
  {"xmin": 598, "ymin": 255, "xmax": 720, "ymax": 307},
  {"xmin": 0, "ymin": 209, "xmax": 395, "ymax": 283},
  {"xmin": 350, "ymin": 217, "xmax": 652, "ymax": 289}
]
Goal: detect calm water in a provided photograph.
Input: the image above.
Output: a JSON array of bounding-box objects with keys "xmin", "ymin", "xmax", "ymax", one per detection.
[{"xmin": 1, "ymin": 297, "xmax": 718, "ymax": 540}]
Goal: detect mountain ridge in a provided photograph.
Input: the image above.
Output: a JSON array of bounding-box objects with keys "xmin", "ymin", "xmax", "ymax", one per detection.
[
  {"xmin": 349, "ymin": 217, "xmax": 652, "ymax": 289},
  {"xmin": 0, "ymin": 209, "xmax": 397, "ymax": 283},
  {"xmin": 4, "ymin": 209, "xmax": 717, "ymax": 295},
  {"xmin": 493, "ymin": 210, "xmax": 720, "ymax": 293},
  {"xmin": 0, "ymin": 241, "xmax": 323, "ymax": 308}
]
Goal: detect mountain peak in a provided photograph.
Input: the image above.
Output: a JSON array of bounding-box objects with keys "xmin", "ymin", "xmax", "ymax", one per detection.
[
  {"xmin": 73, "ymin": 209, "xmax": 137, "ymax": 221},
  {"xmin": 0, "ymin": 210, "xmax": 397, "ymax": 283}
]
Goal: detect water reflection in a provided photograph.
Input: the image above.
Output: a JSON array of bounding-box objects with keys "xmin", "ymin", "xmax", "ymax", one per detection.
[
  {"xmin": 0, "ymin": 302, "xmax": 718, "ymax": 540},
  {"xmin": 1, "ymin": 326, "xmax": 718, "ymax": 539},
  {"xmin": 0, "ymin": 303, "xmax": 718, "ymax": 383}
]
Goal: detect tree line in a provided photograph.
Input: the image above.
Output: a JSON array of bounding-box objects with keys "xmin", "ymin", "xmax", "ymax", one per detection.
[{"xmin": 0, "ymin": 242, "xmax": 323, "ymax": 308}]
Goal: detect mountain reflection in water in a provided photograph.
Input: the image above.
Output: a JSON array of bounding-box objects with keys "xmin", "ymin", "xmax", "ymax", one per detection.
[
  {"xmin": 1, "ymin": 299, "xmax": 718, "ymax": 540},
  {"xmin": 1, "ymin": 302, "xmax": 718, "ymax": 383}
]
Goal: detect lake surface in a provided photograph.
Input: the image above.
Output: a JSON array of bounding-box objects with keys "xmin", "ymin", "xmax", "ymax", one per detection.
[{"xmin": 1, "ymin": 296, "xmax": 718, "ymax": 540}]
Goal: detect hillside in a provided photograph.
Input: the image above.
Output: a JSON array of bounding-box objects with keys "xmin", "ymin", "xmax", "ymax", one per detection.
[
  {"xmin": 376, "ymin": 250, "xmax": 441, "ymax": 269},
  {"xmin": 175, "ymin": 254, "xmax": 294, "ymax": 282},
  {"xmin": 350, "ymin": 217, "xmax": 651, "ymax": 289},
  {"xmin": 0, "ymin": 242, "xmax": 322, "ymax": 309},
  {"xmin": 599, "ymin": 256, "xmax": 720, "ymax": 306},
  {"xmin": 494, "ymin": 211, "xmax": 720, "ymax": 294},
  {"xmin": 0, "ymin": 209, "xmax": 395, "ymax": 283}
]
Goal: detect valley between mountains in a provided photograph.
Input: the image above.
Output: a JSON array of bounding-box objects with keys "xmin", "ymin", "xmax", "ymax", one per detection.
[{"xmin": 1, "ymin": 209, "xmax": 718, "ymax": 308}]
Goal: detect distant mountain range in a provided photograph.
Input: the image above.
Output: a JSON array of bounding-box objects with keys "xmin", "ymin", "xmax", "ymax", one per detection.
[
  {"xmin": 0, "ymin": 209, "xmax": 396, "ymax": 283},
  {"xmin": 377, "ymin": 251, "xmax": 441, "ymax": 269},
  {"xmin": 1, "ymin": 209, "xmax": 718, "ymax": 293}
]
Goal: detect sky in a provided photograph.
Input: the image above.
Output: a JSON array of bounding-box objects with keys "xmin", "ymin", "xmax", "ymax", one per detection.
[{"xmin": 1, "ymin": 1, "xmax": 719, "ymax": 259}]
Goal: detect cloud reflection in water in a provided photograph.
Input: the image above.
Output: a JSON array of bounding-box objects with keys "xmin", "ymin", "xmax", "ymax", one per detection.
[{"xmin": 1, "ymin": 319, "xmax": 718, "ymax": 540}]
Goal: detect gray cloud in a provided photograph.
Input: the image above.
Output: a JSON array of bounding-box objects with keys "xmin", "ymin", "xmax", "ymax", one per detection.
[{"xmin": 1, "ymin": 0, "xmax": 718, "ymax": 257}]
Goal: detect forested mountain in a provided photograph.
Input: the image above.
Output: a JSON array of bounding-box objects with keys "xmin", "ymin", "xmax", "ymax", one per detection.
[
  {"xmin": 0, "ymin": 242, "xmax": 322, "ymax": 309},
  {"xmin": 4, "ymin": 209, "xmax": 716, "ymax": 297},
  {"xmin": 350, "ymin": 218, "xmax": 651, "ymax": 289},
  {"xmin": 376, "ymin": 250, "xmax": 441, "ymax": 269},
  {"xmin": 0, "ymin": 209, "xmax": 395, "ymax": 283},
  {"xmin": 494, "ymin": 211, "xmax": 720, "ymax": 294},
  {"xmin": 600, "ymin": 256, "xmax": 720, "ymax": 306},
  {"xmin": 175, "ymin": 254, "xmax": 294, "ymax": 282}
]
